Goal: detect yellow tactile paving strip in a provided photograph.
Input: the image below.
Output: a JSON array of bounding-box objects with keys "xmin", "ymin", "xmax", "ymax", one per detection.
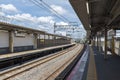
[{"xmin": 87, "ymin": 47, "xmax": 97, "ymax": 80}]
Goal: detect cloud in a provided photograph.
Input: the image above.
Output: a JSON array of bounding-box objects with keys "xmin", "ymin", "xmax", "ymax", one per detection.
[
  {"xmin": 0, "ymin": 12, "xmax": 5, "ymax": 16},
  {"xmin": 7, "ymin": 13, "xmax": 55, "ymax": 32},
  {"xmin": 0, "ymin": 4, "xmax": 18, "ymax": 13},
  {"xmin": 50, "ymin": 5, "xmax": 67, "ymax": 15},
  {"xmin": 38, "ymin": 16, "xmax": 55, "ymax": 24},
  {"xmin": 6, "ymin": 12, "xmax": 85, "ymax": 36},
  {"xmin": 7, "ymin": 13, "xmax": 55, "ymax": 24},
  {"xmin": 56, "ymin": 21, "xmax": 68, "ymax": 25},
  {"xmin": 7, "ymin": 13, "xmax": 36, "ymax": 22}
]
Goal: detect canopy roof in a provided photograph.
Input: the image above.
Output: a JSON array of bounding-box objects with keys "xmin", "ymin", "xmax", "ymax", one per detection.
[
  {"xmin": 0, "ymin": 22, "xmax": 69, "ymax": 39},
  {"xmin": 69, "ymin": 0, "xmax": 120, "ymax": 38}
]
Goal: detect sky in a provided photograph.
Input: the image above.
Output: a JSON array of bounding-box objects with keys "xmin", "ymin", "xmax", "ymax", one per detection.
[{"xmin": 0, "ymin": 0, "xmax": 86, "ymax": 39}]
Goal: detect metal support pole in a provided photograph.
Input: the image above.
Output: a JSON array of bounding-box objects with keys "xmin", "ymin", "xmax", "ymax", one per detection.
[
  {"xmin": 104, "ymin": 28, "xmax": 108, "ymax": 59},
  {"xmin": 9, "ymin": 30, "xmax": 14, "ymax": 53}
]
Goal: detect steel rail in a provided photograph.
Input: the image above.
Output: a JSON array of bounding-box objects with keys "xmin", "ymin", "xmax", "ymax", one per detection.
[{"xmin": 0, "ymin": 44, "xmax": 78, "ymax": 80}]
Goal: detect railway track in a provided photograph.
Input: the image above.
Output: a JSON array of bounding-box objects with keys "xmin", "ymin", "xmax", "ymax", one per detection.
[
  {"xmin": 0, "ymin": 44, "xmax": 83, "ymax": 80},
  {"xmin": 45, "ymin": 45, "xmax": 83, "ymax": 80}
]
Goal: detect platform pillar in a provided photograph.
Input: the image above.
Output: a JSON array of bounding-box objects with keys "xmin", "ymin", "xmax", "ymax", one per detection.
[
  {"xmin": 93, "ymin": 37, "xmax": 95, "ymax": 46},
  {"xmin": 48, "ymin": 35, "xmax": 50, "ymax": 46},
  {"xmin": 97, "ymin": 34, "xmax": 99, "ymax": 47},
  {"xmin": 99, "ymin": 32, "xmax": 102, "ymax": 52},
  {"xmin": 92, "ymin": 37, "xmax": 95, "ymax": 46},
  {"xmin": 91, "ymin": 38, "xmax": 94, "ymax": 46},
  {"xmin": 54, "ymin": 36, "xmax": 56, "ymax": 46},
  {"xmin": 34, "ymin": 33, "xmax": 38, "ymax": 49},
  {"xmin": 95, "ymin": 36, "xmax": 97, "ymax": 47},
  {"xmin": 119, "ymin": 41, "xmax": 120, "ymax": 54},
  {"xmin": 38, "ymin": 34, "xmax": 40, "ymax": 48},
  {"xmin": 9, "ymin": 30, "xmax": 14, "ymax": 53},
  {"xmin": 95, "ymin": 36, "xmax": 97, "ymax": 46},
  {"xmin": 104, "ymin": 28, "xmax": 108, "ymax": 59},
  {"xmin": 112, "ymin": 35, "xmax": 115, "ymax": 55},
  {"xmin": 44, "ymin": 33, "xmax": 46, "ymax": 47}
]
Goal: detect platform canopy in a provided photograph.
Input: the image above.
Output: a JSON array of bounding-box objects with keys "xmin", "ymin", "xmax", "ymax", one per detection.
[
  {"xmin": 69, "ymin": 0, "xmax": 120, "ymax": 39},
  {"xmin": 0, "ymin": 22, "xmax": 70, "ymax": 39}
]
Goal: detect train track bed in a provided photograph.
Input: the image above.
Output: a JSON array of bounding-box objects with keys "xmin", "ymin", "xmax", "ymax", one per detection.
[
  {"xmin": 0, "ymin": 44, "xmax": 75, "ymax": 70},
  {"xmin": 0, "ymin": 44, "xmax": 83, "ymax": 80}
]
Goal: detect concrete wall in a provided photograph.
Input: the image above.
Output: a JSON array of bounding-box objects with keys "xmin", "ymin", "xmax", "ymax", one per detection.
[
  {"xmin": 14, "ymin": 34, "xmax": 34, "ymax": 47},
  {"xmin": 13, "ymin": 33, "xmax": 34, "ymax": 52},
  {"xmin": 0, "ymin": 31, "xmax": 34, "ymax": 48},
  {"xmin": 0, "ymin": 30, "xmax": 71, "ymax": 54},
  {"xmin": 0, "ymin": 30, "xmax": 9, "ymax": 54},
  {"xmin": 100, "ymin": 39, "xmax": 120, "ymax": 56},
  {"xmin": 0, "ymin": 30, "xmax": 9, "ymax": 48},
  {"xmin": 0, "ymin": 31, "xmax": 34, "ymax": 54},
  {"xmin": 115, "ymin": 40, "xmax": 120, "ymax": 56},
  {"xmin": 40, "ymin": 35, "xmax": 44, "ymax": 39}
]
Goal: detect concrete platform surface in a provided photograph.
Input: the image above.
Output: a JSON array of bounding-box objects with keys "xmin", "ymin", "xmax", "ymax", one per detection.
[
  {"xmin": 93, "ymin": 46, "xmax": 120, "ymax": 80},
  {"xmin": 0, "ymin": 44, "xmax": 74, "ymax": 60}
]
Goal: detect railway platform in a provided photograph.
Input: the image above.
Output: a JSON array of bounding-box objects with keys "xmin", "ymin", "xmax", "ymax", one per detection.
[
  {"xmin": 64, "ymin": 45, "xmax": 120, "ymax": 80},
  {"xmin": 0, "ymin": 44, "xmax": 74, "ymax": 60},
  {"xmin": 91, "ymin": 46, "xmax": 120, "ymax": 80},
  {"xmin": 0, "ymin": 44, "xmax": 83, "ymax": 80},
  {"xmin": 1, "ymin": 43, "xmax": 120, "ymax": 80},
  {"xmin": 0, "ymin": 44, "xmax": 75, "ymax": 71}
]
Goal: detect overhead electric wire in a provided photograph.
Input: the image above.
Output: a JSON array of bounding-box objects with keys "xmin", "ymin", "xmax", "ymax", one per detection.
[
  {"xmin": 29, "ymin": 0, "xmax": 63, "ymax": 21},
  {"xmin": 27, "ymin": 0, "xmax": 53, "ymax": 28},
  {"xmin": 29, "ymin": 0, "xmax": 70, "ymax": 22},
  {"xmin": 39, "ymin": 0, "xmax": 70, "ymax": 22},
  {"xmin": 31, "ymin": 0, "xmax": 69, "ymax": 22},
  {"xmin": 29, "ymin": 0, "xmax": 49, "ymax": 12},
  {"xmin": 29, "ymin": 0, "xmax": 80, "ymax": 34}
]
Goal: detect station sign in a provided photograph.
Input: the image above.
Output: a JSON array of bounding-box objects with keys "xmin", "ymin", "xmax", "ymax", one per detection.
[
  {"xmin": 40, "ymin": 39, "xmax": 44, "ymax": 42},
  {"xmin": 15, "ymin": 32, "xmax": 26, "ymax": 37}
]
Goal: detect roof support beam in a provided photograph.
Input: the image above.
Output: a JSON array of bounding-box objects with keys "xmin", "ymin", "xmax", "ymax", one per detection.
[{"xmin": 107, "ymin": 0, "xmax": 120, "ymax": 25}]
